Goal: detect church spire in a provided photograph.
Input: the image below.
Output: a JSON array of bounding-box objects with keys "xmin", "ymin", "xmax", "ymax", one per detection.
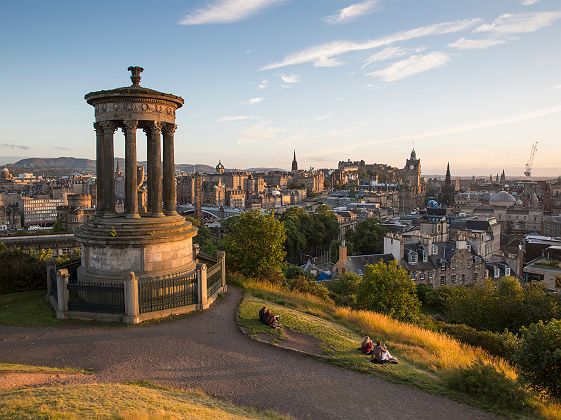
[
  {"xmin": 291, "ymin": 149, "xmax": 298, "ymax": 172},
  {"xmin": 445, "ymin": 162, "xmax": 451, "ymax": 185}
]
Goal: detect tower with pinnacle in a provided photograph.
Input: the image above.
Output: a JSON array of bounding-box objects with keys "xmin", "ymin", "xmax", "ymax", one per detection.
[{"xmin": 291, "ymin": 150, "xmax": 298, "ymax": 172}]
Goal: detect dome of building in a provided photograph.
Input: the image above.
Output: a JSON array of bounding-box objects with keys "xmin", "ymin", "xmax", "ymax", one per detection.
[
  {"xmin": 489, "ymin": 191, "xmax": 516, "ymax": 207},
  {"xmin": 1, "ymin": 167, "xmax": 11, "ymax": 180}
]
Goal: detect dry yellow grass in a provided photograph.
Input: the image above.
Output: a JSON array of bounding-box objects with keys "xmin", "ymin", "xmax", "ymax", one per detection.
[
  {"xmin": 244, "ymin": 279, "xmax": 516, "ymax": 377},
  {"xmin": 334, "ymin": 307, "xmax": 517, "ymax": 379},
  {"xmin": 0, "ymin": 383, "xmax": 286, "ymax": 419}
]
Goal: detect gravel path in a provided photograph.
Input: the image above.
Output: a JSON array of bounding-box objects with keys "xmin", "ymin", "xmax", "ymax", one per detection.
[{"xmin": 0, "ymin": 287, "xmax": 493, "ymax": 419}]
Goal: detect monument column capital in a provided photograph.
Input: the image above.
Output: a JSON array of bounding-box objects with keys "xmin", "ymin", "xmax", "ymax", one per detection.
[
  {"xmin": 99, "ymin": 120, "xmax": 117, "ymax": 134},
  {"xmin": 122, "ymin": 119, "xmax": 139, "ymax": 132},
  {"xmin": 162, "ymin": 123, "xmax": 177, "ymax": 136}
]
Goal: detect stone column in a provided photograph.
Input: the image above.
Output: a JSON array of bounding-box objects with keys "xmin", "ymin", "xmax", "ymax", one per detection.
[
  {"xmin": 217, "ymin": 251, "xmax": 227, "ymax": 292},
  {"xmin": 56, "ymin": 268, "xmax": 69, "ymax": 319},
  {"xmin": 146, "ymin": 122, "xmax": 164, "ymax": 217},
  {"xmin": 100, "ymin": 121, "xmax": 117, "ymax": 216},
  {"xmin": 94, "ymin": 122, "xmax": 105, "ymax": 214},
  {"xmin": 162, "ymin": 123, "xmax": 177, "ymax": 216},
  {"xmin": 197, "ymin": 263, "xmax": 208, "ymax": 310},
  {"xmin": 123, "ymin": 271, "xmax": 139, "ymax": 324},
  {"xmin": 123, "ymin": 120, "xmax": 140, "ymax": 218}
]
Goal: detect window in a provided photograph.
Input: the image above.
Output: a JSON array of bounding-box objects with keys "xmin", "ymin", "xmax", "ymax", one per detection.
[
  {"xmin": 451, "ymin": 274, "xmax": 457, "ymax": 284},
  {"xmin": 461, "ymin": 274, "xmax": 466, "ymax": 283},
  {"xmin": 440, "ymin": 276, "xmax": 446, "ymax": 285},
  {"xmin": 505, "ymin": 266, "xmax": 511, "ymax": 276},
  {"xmin": 411, "ymin": 272, "xmax": 416, "ymax": 280},
  {"xmin": 441, "ymin": 263, "xmax": 446, "ymax": 271},
  {"xmin": 466, "ymin": 243, "xmax": 471, "ymax": 252},
  {"xmin": 432, "ymin": 244, "xmax": 438, "ymax": 255},
  {"xmin": 409, "ymin": 252, "xmax": 418, "ymax": 265},
  {"xmin": 420, "ymin": 273, "xmax": 425, "ymax": 280},
  {"xmin": 494, "ymin": 267, "xmax": 500, "ymax": 278},
  {"xmin": 428, "ymin": 272, "xmax": 433, "ymax": 280},
  {"xmin": 422, "ymin": 251, "xmax": 428, "ymax": 262}
]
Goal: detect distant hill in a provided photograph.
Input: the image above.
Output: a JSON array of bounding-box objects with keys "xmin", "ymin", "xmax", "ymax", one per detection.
[{"xmin": 6, "ymin": 157, "xmax": 287, "ymax": 176}]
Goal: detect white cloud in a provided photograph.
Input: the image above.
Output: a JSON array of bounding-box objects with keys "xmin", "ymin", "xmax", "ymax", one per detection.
[
  {"xmin": 369, "ymin": 51, "xmax": 451, "ymax": 82},
  {"xmin": 323, "ymin": 0, "xmax": 379, "ymax": 24},
  {"xmin": 238, "ymin": 120, "xmax": 283, "ymax": 144},
  {"xmin": 356, "ymin": 104, "xmax": 561, "ymax": 146},
  {"xmin": 448, "ymin": 37, "xmax": 507, "ymax": 50},
  {"xmin": 551, "ymin": 84, "xmax": 561, "ymax": 90},
  {"xmin": 475, "ymin": 11, "xmax": 561, "ymax": 34},
  {"xmin": 241, "ymin": 97, "xmax": 264, "ymax": 105},
  {"xmin": 260, "ymin": 18, "xmax": 480, "ymax": 70},
  {"xmin": 179, "ymin": 0, "xmax": 285, "ymax": 25},
  {"xmin": 361, "ymin": 46, "xmax": 408, "ymax": 68},
  {"xmin": 314, "ymin": 56, "xmax": 344, "ymax": 68},
  {"xmin": 520, "ymin": 0, "xmax": 539, "ymax": 5},
  {"xmin": 257, "ymin": 79, "xmax": 269, "ymax": 89},
  {"xmin": 217, "ymin": 115, "xmax": 258, "ymax": 122},
  {"xmin": 280, "ymin": 74, "xmax": 301, "ymax": 84}
]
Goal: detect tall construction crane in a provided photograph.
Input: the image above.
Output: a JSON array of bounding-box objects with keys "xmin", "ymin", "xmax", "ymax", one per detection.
[{"xmin": 524, "ymin": 142, "xmax": 538, "ymax": 177}]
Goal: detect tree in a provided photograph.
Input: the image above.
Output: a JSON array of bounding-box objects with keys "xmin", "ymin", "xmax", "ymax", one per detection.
[
  {"xmin": 185, "ymin": 216, "xmax": 219, "ymax": 254},
  {"xmin": 223, "ymin": 211, "xmax": 286, "ymax": 278},
  {"xmin": 514, "ymin": 319, "xmax": 561, "ymax": 398},
  {"xmin": 346, "ymin": 218, "xmax": 386, "ymax": 255},
  {"xmin": 357, "ymin": 260, "xmax": 421, "ymax": 323},
  {"xmin": 328, "ymin": 272, "xmax": 362, "ymax": 307}
]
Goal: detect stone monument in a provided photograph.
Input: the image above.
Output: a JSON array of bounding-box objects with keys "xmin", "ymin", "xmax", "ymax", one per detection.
[{"xmin": 76, "ymin": 66, "xmax": 197, "ymax": 284}]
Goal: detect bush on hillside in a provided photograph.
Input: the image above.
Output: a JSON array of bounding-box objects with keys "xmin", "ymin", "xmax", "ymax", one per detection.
[
  {"xmin": 447, "ymin": 358, "xmax": 531, "ymax": 413},
  {"xmin": 285, "ymin": 275, "xmax": 332, "ymax": 303},
  {"xmin": 441, "ymin": 323, "xmax": 520, "ymax": 359},
  {"xmin": 357, "ymin": 260, "xmax": 421, "ymax": 323},
  {"xmin": 514, "ymin": 319, "xmax": 561, "ymax": 398},
  {"xmin": 328, "ymin": 272, "xmax": 362, "ymax": 307},
  {"xmin": 0, "ymin": 245, "xmax": 53, "ymax": 294}
]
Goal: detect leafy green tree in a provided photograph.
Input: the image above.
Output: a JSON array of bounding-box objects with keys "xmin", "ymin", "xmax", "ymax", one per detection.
[
  {"xmin": 346, "ymin": 218, "xmax": 386, "ymax": 255},
  {"xmin": 357, "ymin": 260, "xmax": 421, "ymax": 323},
  {"xmin": 185, "ymin": 216, "xmax": 220, "ymax": 254},
  {"xmin": 223, "ymin": 211, "xmax": 286, "ymax": 278},
  {"xmin": 0, "ymin": 246, "xmax": 53, "ymax": 294},
  {"xmin": 328, "ymin": 272, "xmax": 362, "ymax": 307},
  {"xmin": 514, "ymin": 319, "xmax": 561, "ymax": 398}
]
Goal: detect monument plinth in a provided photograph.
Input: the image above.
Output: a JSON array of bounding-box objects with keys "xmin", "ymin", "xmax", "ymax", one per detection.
[{"xmin": 76, "ymin": 67, "xmax": 197, "ymax": 283}]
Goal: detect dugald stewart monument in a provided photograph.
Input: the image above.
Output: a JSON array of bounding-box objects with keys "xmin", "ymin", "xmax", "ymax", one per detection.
[{"xmin": 46, "ymin": 67, "xmax": 225, "ymax": 324}]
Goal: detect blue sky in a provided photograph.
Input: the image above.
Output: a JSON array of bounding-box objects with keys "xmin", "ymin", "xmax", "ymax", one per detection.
[{"xmin": 0, "ymin": 0, "xmax": 560, "ymax": 176}]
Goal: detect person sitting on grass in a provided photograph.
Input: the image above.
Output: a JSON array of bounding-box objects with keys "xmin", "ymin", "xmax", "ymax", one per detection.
[
  {"xmin": 259, "ymin": 306, "xmax": 280, "ymax": 328},
  {"xmin": 360, "ymin": 336, "xmax": 374, "ymax": 355},
  {"xmin": 371, "ymin": 340, "xmax": 398, "ymax": 364}
]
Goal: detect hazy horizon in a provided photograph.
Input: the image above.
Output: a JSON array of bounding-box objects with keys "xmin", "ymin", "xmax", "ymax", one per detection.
[{"xmin": 1, "ymin": 1, "xmax": 560, "ymax": 176}]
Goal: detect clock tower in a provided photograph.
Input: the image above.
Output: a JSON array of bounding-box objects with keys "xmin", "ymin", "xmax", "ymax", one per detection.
[{"xmin": 404, "ymin": 148, "xmax": 422, "ymax": 194}]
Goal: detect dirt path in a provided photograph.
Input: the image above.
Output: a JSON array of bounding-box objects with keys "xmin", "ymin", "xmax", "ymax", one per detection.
[{"xmin": 0, "ymin": 287, "xmax": 493, "ymax": 419}]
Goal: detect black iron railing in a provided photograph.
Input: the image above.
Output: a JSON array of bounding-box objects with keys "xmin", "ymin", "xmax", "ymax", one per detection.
[
  {"xmin": 138, "ymin": 271, "xmax": 198, "ymax": 314},
  {"xmin": 68, "ymin": 280, "xmax": 125, "ymax": 314},
  {"xmin": 207, "ymin": 262, "xmax": 222, "ymax": 297}
]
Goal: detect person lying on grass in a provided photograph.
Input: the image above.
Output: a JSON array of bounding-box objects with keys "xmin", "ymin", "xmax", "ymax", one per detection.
[
  {"xmin": 360, "ymin": 336, "xmax": 374, "ymax": 355},
  {"xmin": 258, "ymin": 306, "xmax": 280, "ymax": 328},
  {"xmin": 371, "ymin": 340, "xmax": 398, "ymax": 364}
]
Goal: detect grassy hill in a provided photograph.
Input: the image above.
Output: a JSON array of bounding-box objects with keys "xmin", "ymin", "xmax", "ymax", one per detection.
[
  {"xmin": 0, "ymin": 363, "xmax": 284, "ymax": 419},
  {"xmin": 236, "ymin": 278, "xmax": 561, "ymax": 419}
]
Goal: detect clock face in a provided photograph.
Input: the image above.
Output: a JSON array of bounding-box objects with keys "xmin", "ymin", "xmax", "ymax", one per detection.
[{"xmin": 409, "ymin": 165, "xmax": 414, "ymax": 170}]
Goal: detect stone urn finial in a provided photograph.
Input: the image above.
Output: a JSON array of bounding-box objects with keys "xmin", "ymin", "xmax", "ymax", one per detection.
[{"xmin": 127, "ymin": 66, "xmax": 144, "ymax": 87}]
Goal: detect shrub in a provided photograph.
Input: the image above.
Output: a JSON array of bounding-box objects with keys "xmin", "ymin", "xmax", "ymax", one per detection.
[
  {"xmin": 0, "ymin": 246, "xmax": 52, "ymax": 294},
  {"xmin": 416, "ymin": 284, "xmax": 432, "ymax": 305},
  {"xmin": 514, "ymin": 319, "xmax": 561, "ymax": 398},
  {"xmin": 285, "ymin": 275, "xmax": 332, "ymax": 303},
  {"xmin": 447, "ymin": 358, "xmax": 531, "ymax": 413},
  {"xmin": 357, "ymin": 260, "xmax": 421, "ymax": 323},
  {"xmin": 327, "ymin": 273, "xmax": 361, "ymax": 307},
  {"xmin": 441, "ymin": 323, "xmax": 520, "ymax": 359}
]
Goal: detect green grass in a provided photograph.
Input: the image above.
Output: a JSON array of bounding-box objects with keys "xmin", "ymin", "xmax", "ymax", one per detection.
[
  {"xmin": 0, "ymin": 382, "xmax": 287, "ymax": 419},
  {"xmin": 0, "ymin": 290, "xmax": 59, "ymax": 327},
  {"xmin": 240, "ymin": 295, "xmax": 443, "ymax": 393},
  {"xmin": 237, "ymin": 280, "xmax": 561, "ymax": 419}
]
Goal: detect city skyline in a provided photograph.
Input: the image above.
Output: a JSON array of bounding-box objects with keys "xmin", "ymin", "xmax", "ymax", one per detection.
[{"xmin": 1, "ymin": 0, "xmax": 560, "ymax": 176}]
